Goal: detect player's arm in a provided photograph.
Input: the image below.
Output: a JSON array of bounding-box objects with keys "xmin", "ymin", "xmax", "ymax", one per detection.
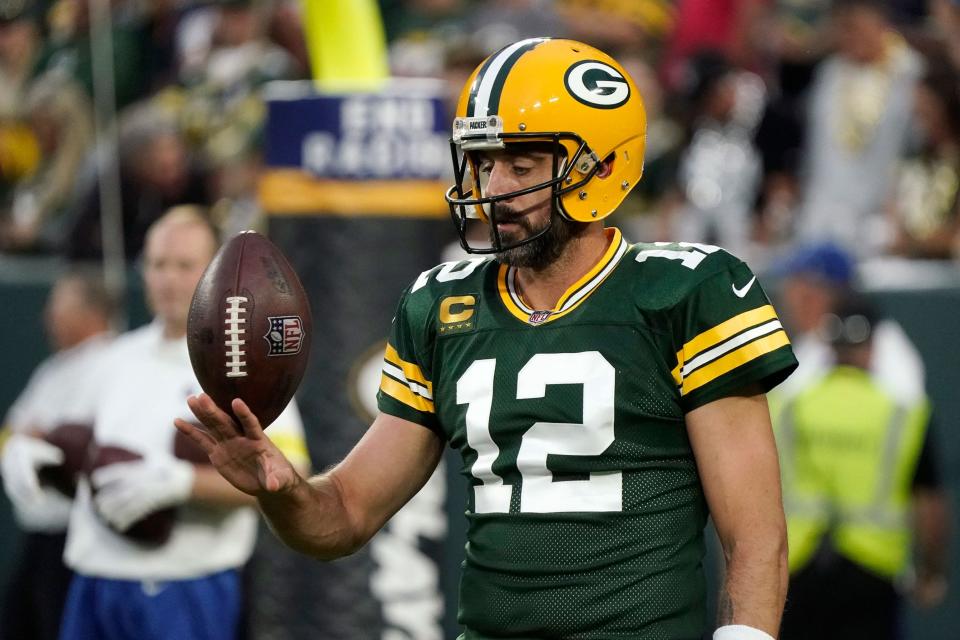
[
  {"xmin": 179, "ymin": 394, "xmax": 443, "ymax": 560},
  {"xmin": 262, "ymin": 411, "xmax": 442, "ymax": 559},
  {"xmin": 686, "ymin": 385, "xmax": 787, "ymax": 639},
  {"xmin": 191, "ymin": 414, "xmax": 312, "ymax": 509}
]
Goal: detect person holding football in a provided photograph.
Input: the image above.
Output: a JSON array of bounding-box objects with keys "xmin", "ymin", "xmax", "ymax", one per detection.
[
  {"xmin": 181, "ymin": 38, "xmax": 797, "ymax": 640},
  {"xmin": 59, "ymin": 207, "xmax": 310, "ymax": 640},
  {"xmin": 1, "ymin": 272, "xmax": 116, "ymax": 640}
]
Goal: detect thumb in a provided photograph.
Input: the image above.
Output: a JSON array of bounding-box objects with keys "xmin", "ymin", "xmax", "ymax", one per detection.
[
  {"xmin": 35, "ymin": 444, "xmax": 65, "ymax": 467},
  {"xmin": 258, "ymin": 456, "xmax": 297, "ymax": 494}
]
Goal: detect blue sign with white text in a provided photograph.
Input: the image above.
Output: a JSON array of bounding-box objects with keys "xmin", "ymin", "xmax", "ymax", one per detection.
[{"xmin": 265, "ymin": 80, "xmax": 449, "ymax": 181}]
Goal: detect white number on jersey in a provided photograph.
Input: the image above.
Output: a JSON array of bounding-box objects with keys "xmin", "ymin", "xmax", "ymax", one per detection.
[
  {"xmin": 457, "ymin": 352, "xmax": 621, "ymax": 514},
  {"xmin": 634, "ymin": 242, "xmax": 722, "ymax": 270},
  {"xmin": 411, "ymin": 259, "xmax": 486, "ymax": 293}
]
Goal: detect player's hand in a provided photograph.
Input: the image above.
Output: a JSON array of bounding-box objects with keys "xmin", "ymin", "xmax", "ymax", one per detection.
[
  {"xmin": 2, "ymin": 433, "xmax": 64, "ymax": 505},
  {"xmin": 12, "ymin": 486, "xmax": 73, "ymax": 531},
  {"xmin": 1, "ymin": 433, "xmax": 73, "ymax": 531},
  {"xmin": 175, "ymin": 394, "xmax": 302, "ymax": 497},
  {"xmin": 91, "ymin": 454, "xmax": 194, "ymax": 532}
]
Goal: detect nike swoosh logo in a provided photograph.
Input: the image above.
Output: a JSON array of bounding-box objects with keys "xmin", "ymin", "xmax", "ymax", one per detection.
[{"xmin": 732, "ymin": 276, "xmax": 757, "ymax": 298}]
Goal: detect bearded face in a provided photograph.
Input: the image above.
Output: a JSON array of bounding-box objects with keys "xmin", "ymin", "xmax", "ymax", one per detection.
[{"xmin": 491, "ymin": 202, "xmax": 581, "ymax": 271}]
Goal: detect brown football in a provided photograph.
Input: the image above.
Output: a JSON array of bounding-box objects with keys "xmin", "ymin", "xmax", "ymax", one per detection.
[
  {"xmin": 187, "ymin": 231, "xmax": 311, "ymax": 429},
  {"xmin": 85, "ymin": 446, "xmax": 175, "ymax": 546},
  {"xmin": 38, "ymin": 423, "xmax": 94, "ymax": 498}
]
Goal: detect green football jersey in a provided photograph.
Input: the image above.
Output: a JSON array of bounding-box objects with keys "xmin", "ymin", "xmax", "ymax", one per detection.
[{"xmin": 377, "ymin": 228, "xmax": 798, "ymax": 639}]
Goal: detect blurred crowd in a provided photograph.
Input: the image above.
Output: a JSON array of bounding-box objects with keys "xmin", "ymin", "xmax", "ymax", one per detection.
[
  {"xmin": 386, "ymin": 0, "xmax": 960, "ymax": 267},
  {"xmin": 0, "ymin": 0, "xmax": 958, "ymax": 268},
  {"xmin": 0, "ymin": 0, "xmax": 307, "ymax": 259}
]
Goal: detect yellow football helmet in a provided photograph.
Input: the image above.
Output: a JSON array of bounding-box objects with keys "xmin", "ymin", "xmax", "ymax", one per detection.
[{"xmin": 445, "ymin": 37, "xmax": 647, "ymax": 253}]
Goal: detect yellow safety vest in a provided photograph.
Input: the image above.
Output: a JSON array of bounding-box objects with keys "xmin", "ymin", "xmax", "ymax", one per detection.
[{"xmin": 776, "ymin": 366, "xmax": 930, "ymax": 579}]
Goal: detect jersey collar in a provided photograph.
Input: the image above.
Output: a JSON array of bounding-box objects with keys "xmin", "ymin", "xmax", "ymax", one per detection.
[{"xmin": 497, "ymin": 227, "xmax": 628, "ymax": 326}]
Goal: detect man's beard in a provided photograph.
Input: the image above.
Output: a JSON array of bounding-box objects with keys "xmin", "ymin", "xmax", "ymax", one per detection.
[{"xmin": 491, "ymin": 203, "xmax": 579, "ymax": 270}]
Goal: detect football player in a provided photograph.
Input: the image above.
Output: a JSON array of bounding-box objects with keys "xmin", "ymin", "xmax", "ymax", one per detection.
[{"xmin": 180, "ymin": 38, "xmax": 798, "ymax": 639}]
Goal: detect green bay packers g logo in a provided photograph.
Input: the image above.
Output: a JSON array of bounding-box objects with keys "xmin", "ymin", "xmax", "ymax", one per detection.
[{"xmin": 564, "ymin": 60, "xmax": 630, "ymax": 109}]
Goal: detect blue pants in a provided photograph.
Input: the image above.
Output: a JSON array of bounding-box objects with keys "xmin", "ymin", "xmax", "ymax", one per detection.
[{"xmin": 59, "ymin": 570, "xmax": 240, "ymax": 640}]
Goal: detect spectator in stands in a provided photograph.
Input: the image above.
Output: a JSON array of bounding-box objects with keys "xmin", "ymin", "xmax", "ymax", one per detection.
[
  {"xmin": 753, "ymin": 0, "xmax": 832, "ymax": 247},
  {"xmin": 886, "ymin": 60, "xmax": 960, "ymax": 259},
  {"xmin": 39, "ymin": 0, "xmax": 150, "ymax": 110},
  {"xmin": 931, "ymin": 0, "xmax": 960, "ymax": 70},
  {"xmin": 58, "ymin": 207, "xmax": 309, "ymax": 640},
  {"xmin": 63, "ymin": 115, "xmax": 210, "ymax": 261},
  {"xmin": 266, "ymin": 0, "xmax": 309, "ymax": 77},
  {"xmin": 664, "ymin": 50, "xmax": 765, "ymax": 258},
  {"xmin": 558, "ymin": 0, "xmax": 669, "ymax": 53},
  {"xmin": 176, "ymin": 0, "xmax": 298, "ymax": 88},
  {"xmin": 171, "ymin": 0, "xmax": 298, "ymax": 185},
  {"xmin": 615, "ymin": 50, "xmax": 684, "ymax": 241},
  {"xmin": 0, "ymin": 76, "xmax": 93, "ymax": 253},
  {"xmin": 0, "ymin": 272, "xmax": 116, "ymax": 640},
  {"xmin": 0, "ymin": 0, "xmax": 50, "ymax": 251},
  {"xmin": 461, "ymin": 0, "xmax": 568, "ymax": 56},
  {"xmin": 795, "ymin": 0, "xmax": 922, "ymax": 256},
  {"xmin": 0, "ymin": 0, "xmax": 42, "ymax": 117},
  {"xmin": 777, "ymin": 296, "xmax": 950, "ymax": 639},
  {"xmin": 660, "ymin": 0, "xmax": 768, "ymax": 90}
]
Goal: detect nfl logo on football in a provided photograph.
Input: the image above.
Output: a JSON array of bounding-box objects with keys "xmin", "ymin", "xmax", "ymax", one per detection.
[{"xmin": 265, "ymin": 316, "xmax": 304, "ymax": 356}]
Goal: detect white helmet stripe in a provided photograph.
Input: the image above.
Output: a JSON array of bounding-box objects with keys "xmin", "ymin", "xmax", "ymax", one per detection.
[{"xmin": 470, "ymin": 37, "xmax": 547, "ymax": 118}]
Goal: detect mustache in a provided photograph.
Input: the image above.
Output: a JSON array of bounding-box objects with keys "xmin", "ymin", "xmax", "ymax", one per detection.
[{"xmin": 490, "ymin": 204, "xmax": 528, "ymax": 226}]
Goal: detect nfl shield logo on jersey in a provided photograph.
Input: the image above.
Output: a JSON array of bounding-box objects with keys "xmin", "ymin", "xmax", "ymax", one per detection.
[
  {"xmin": 528, "ymin": 310, "xmax": 552, "ymax": 325},
  {"xmin": 265, "ymin": 316, "xmax": 304, "ymax": 356}
]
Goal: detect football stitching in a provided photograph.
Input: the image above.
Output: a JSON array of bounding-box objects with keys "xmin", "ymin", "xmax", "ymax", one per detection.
[{"xmin": 224, "ymin": 296, "xmax": 248, "ymax": 378}]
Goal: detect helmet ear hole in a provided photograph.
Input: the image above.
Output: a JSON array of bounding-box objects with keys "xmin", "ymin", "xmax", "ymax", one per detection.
[{"xmin": 596, "ymin": 152, "xmax": 616, "ymax": 179}]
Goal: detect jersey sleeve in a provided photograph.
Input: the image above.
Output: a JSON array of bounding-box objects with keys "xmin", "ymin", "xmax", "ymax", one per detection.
[
  {"xmin": 376, "ymin": 288, "xmax": 440, "ymax": 433},
  {"xmin": 672, "ymin": 258, "xmax": 798, "ymax": 411}
]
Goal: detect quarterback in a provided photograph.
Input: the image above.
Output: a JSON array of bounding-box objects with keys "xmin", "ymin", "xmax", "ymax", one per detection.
[{"xmin": 180, "ymin": 38, "xmax": 797, "ymax": 639}]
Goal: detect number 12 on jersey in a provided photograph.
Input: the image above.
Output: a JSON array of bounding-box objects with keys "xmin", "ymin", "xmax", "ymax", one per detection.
[{"xmin": 457, "ymin": 351, "xmax": 622, "ymax": 514}]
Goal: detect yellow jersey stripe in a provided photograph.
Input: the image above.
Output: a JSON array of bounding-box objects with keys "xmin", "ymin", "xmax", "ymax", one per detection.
[
  {"xmin": 384, "ymin": 343, "xmax": 433, "ymax": 392},
  {"xmin": 380, "ymin": 373, "xmax": 436, "ymax": 413},
  {"xmin": 555, "ymin": 228, "xmax": 623, "ymax": 310},
  {"xmin": 496, "ymin": 228, "xmax": 626, "ymax": 325},
  {"xmin": 677, "ymin": 305, "xmax": 778, "ymax": 365},
  {"xmin": 681, "ymin": 330, "xmax": 791, "ymax": 395},
  {"xmin": 497, "ymin": 264, "xmax": 533, "ymax": 322}
]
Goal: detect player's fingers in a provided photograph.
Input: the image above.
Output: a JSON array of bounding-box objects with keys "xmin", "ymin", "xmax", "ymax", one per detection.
[
  {"xmin": 231, "ymin": 398, "xmax": 266, "ymax": 441},
  {"xmin": 187, "ymin": 394, "xmax": 240, "ymax": 440},
  {"xmin": 173, "ymin": 418, "xmax": 218, "ymax": 456}
]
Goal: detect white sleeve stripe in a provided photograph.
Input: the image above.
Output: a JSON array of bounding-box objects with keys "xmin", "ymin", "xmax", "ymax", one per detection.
[
  {"xmin": 382, "ymin": 361, "xmax": 434, "ymax": 400},
  {"xmin": 681, "ymin": 320, "xmax": 783, "ymax": 378}
]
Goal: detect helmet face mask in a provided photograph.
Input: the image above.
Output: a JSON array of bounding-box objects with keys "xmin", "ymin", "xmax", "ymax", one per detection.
[
  {"xmin": 444, "ymin": 38, "xmax": 647, "ymax": 256},
  {"xmin": 445, "ymin": 133, "xmax": 599, "ymax": 254}
]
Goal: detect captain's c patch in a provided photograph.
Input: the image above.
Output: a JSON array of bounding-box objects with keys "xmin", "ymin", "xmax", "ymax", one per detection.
[{"xmin": 438, "ymin": 294, "xmax": 478, "ymax": 335}]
